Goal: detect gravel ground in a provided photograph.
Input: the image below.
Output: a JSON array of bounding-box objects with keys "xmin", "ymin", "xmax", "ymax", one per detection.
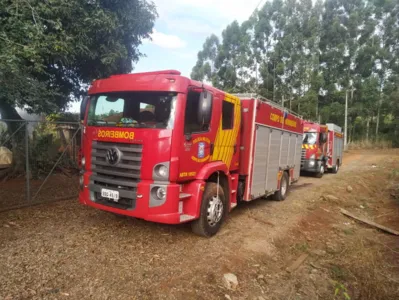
[{"xmin": 0, "ymin": 150, "xmax": 398, "ymax": 300}]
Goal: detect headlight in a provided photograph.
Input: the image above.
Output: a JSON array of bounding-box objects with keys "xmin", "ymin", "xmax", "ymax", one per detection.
[
  {"xmin": 153, "ymin": 163, "xmax": 169, "ymax": 180},
  {"xmin": 81, "ymin": 156, "xmax": 86, "ymax": 169},
  {"xmin": 310, "ymin": 154, "xmax": 316, "ymax": 160},
  {"xmin": 151, "ymin": 186, "xmax": 166, "ymax": 200},
  {"xmin": 79, "ymin": 175, "xmax": 84, "ymax": 190},
  {"xmin": 309, "ymin": 160, "xmax": 316, "ymax": 167},
  {"xmin": 156, "ymin": 187, "xmax": 166, "ymax": 200},
  {"xmin": 150, "ymin": 185, "xmax": 168, "ymax": 207},
  {"xmin": 156, "ymin": 165, "xmax": 168, "ymax": 178}
]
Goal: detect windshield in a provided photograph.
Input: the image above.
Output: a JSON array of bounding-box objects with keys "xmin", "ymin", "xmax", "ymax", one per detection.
[
  {"xmin": 87, "ymin": 92, "xmax": 177, "ymax": 128},
  {"xmin": 303, "ymin": 132, "xmax": 318, "ymax": 145}
]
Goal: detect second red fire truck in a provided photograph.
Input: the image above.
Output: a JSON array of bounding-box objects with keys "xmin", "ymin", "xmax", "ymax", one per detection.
[
  {"xmin": 301, "ymin": 121, "xmax": 344, "ymax": 177},
  {"xmin": 79, "ymin": 70, "xmax": 304, "ymax": 236}
]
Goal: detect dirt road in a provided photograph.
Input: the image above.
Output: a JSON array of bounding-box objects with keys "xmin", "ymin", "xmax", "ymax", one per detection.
[{"xmin": 1, "ymin": 150, "xmax": 398, "ymax": 300}]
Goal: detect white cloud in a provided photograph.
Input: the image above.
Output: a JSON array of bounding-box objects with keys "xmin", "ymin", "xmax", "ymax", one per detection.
[
  {"xmin": 147, "ymin": 29, "xmax": 186, "ymax": 49},
  {"xmin": 153, "ymin": 0, "xmax": 264, "ymax": 35},
  {"xmin": 154, "ymin": 0, "xmax": 264, "ymax": 23}
]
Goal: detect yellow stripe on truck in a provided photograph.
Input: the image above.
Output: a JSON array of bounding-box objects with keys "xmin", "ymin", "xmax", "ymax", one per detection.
[{"xmin": 211, "ymin": 93, "xmax": 241, "ymax": 168}]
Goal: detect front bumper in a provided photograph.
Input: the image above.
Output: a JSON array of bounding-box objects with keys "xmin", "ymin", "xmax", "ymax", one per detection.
[
  {"xmin": 79, "ymin": 173, "xmax": 205, "ymax": 224},
  {"xmin": 300, "ymin": 159, "xmax": 322, "ymax": 173}
]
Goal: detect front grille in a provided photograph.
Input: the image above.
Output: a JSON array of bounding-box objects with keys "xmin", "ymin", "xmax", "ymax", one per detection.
[{"xmin": 89, "ymin": 141, "xmax": 142, "ymax": 210}]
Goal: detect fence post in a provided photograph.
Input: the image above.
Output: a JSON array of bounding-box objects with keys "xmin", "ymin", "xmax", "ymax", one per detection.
[{"xmin": 25, "ymin": 121, "xmax": 30, "ymax": 202}]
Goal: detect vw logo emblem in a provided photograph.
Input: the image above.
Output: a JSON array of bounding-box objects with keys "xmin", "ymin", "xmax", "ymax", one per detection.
[{"xmin": 106, "ymin": 147, "xmax": 121, "ymax": 165}]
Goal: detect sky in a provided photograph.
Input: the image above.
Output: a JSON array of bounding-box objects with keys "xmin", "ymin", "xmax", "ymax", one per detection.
[
  {"xmin": 134, "ymin": 0, "xmax": 264, "ymax": 76},
  {"xmin": 67, "ymin": 0, "xmax": 264, "ymax": 112}
]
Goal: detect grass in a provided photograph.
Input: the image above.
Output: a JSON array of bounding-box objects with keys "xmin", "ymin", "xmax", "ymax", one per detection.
[
  {"xmin": 330, "ymin": 265, "xmax": 348, "ymax": 281},
  {"xmin": 317, "ymin": 160, "xmax": 399, "ymax": 300},
  {"xmin": 322, "ymin": 234, "xmax": 399, "ymax": 300},
  {"xmin": 293, "ymin": 242, "xmax": 309, "ymax": 253},
  {"xmin": 342, "ymin": 228, "xmax": 354, "ymax": 235},
  {"xmin": 348, "ymin": 139, "xmax": 392, "ymax": 150}
]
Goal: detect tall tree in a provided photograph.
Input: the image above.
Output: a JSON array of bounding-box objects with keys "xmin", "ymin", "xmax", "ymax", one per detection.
[
  {"xmin": 192, "ymin": 0, "xmax": 399, "ymax": 144},
  {"xmin": 0, "ymin": 0, "xmax": 157, "ymax": 118}
]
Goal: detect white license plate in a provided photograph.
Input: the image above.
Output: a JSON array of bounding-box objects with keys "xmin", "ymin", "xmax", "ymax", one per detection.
[{"xmin": 101, "ymin": 189, "xmax": 119, "ymax": 201}]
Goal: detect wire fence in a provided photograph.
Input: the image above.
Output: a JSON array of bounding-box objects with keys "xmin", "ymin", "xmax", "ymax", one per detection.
[{"xmin": 0, "ymin": 120, "xmax": 81, "ymax": 211}]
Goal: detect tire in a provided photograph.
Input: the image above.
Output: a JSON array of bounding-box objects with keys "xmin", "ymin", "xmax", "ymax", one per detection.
[
  {"xmin": 331, "ymin": 161, "xmax": 339, "ymax": 174},
  {"xmin": 273, "ymin": 172, "xmax": 289, "ymax": 201},
  {"xmin": 315, "ymin": 163, "xmax": 325, "ymax": 178},
  {"xmin": 191, "ymin": 182, "xmax": 227, "ymax": 237}
]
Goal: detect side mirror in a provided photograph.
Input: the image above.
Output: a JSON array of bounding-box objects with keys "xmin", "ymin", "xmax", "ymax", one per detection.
[
  {"xmin": 197, "ymin": 91, "xmax": 212, "ymax": 126},
  {"xmin": 80, "ymin": 96, "xmax": 89, "ymax": 121},
  {"xmin": 320, "ymin": 133, "xmax": 328, "ymax": 144}
]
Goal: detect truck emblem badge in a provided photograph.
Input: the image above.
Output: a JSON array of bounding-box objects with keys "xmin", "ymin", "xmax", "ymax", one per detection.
[
  {"xmin": 198, "ymin": 142, "xmax": 205, "ymax": 159},
  {"xmin": 106, "ymin": 147, "xmax": 121, "ymax": 165}
]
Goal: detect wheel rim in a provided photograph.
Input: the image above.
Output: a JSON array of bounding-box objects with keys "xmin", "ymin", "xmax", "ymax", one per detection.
[
  {"xmin": 281, "ymin": 177, "xmax": 287, "ymax": 196},
  {"xmin": 320, "ymin": 165, "xmax": 325, "ymax": 174},
  {"xmin": 207, "ymin": 195, "xmax": 224, "ymax": 227}
]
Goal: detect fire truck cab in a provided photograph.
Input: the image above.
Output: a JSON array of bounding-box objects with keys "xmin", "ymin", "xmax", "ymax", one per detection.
[
  {"xmin": 301, "ymin": 121, "xmax": 329, "ymax": 178},
  {"xmin": 79, "ymin": 70, "xmax": 304, "ymax": 237}
]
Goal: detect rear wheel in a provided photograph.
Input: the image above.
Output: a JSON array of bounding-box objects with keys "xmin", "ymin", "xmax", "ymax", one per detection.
[
  {"xmin": 316, "ymin": 163, "xmax": 325, "ymax": 178},
  {"xmin": 191, "ymin": 182, "xmax": 226, "ymax": 237},
  {"xmin": 273, "ymin": 172, "xmax": 289, "ymax": 201}
]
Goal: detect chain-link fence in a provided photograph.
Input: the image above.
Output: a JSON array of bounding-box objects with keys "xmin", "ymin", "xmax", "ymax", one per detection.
[{"xmin": 0, "ymin": 120, "xmax": 81, "ymax": 211}]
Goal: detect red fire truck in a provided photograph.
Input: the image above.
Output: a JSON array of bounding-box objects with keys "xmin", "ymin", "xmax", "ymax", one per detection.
[
  {"xmin": 301, "ymin": 121, "xmax": 343, "ymax": 177},
  {"xmin": 79, "ymin": 70, "xmax": 304, "ymax": 237}
]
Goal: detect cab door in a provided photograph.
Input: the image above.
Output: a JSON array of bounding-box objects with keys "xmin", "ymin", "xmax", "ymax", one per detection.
[{"xmin": 177, "ymin": 88, "xmax": 215, "ymax": 180}]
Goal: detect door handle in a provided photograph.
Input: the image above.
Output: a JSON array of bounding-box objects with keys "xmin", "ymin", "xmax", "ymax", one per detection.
[{"xmin": 210, "ymin": 143, "xmax": 214, "ymax": 155}]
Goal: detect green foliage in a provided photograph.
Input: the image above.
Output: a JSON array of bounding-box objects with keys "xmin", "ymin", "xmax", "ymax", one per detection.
[
  {"xmin": 30, "ymin": 121, "xmax": 78, "ymax": 178},
  {"xmin": 192, "ymin": 0, "xmax": 399, "ymax": 145},
  {"xmin": 46, "ymin": 112, "xmax": 79, "ymax": 122},
  {"xmin": 333, "ymin": 281, "xmax": 351, "ymax": 300},
  {"xmin": 0, "ymin": 0, "xmax": 157, "ymax": 115}
]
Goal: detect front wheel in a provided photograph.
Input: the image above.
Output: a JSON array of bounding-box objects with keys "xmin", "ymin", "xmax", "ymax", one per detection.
[
  {"xmin": 331, "ymin": 161, "xmax": 339, "ymax": 174},
  {"xmin": 191, "ymin": 182, "xmax": 226, "ymax": 237},
  {"xmin": 315, "ymin": 163, "xmax": 325, "ymax": 178},
  {"xmin": 273, "ymin": 172, "xmax": 289, "ymax": 201}
]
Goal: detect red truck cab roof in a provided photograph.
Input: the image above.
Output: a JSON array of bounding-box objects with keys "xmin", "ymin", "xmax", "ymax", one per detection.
[
  {"xmin": 303, "ymin": 121, "xmax": 328, "ymax": 133},
  {"xmin": 88, "ymin": 70, "xmax": 220, "ymax": 96}
]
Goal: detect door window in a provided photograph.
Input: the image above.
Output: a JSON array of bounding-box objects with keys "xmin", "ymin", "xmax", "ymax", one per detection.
[
  {"xmin": 222, "ymin": 101, "xmax": 234, "ymax": 130},
  {"xmin": 184, "ymin": 91, "xmax": 212, "ymax": 134}
]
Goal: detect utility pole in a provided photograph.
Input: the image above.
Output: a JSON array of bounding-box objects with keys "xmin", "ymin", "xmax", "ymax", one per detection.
[
  {"xmin": 344, "ymin": 85, "xmax": 356, "ymax": 150},
  {"xmin": 344, "ymin": 90, "xmax": 348, "ymax": 150}
]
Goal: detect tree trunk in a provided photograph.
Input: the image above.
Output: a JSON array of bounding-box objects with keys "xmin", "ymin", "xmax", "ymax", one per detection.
[
  {"xmin": 376, "ymin": 98, "xmax": 381, "ymax": 141},
  {"xmin": 351, "ymin": 121, "xmax": 356, "ymax": 144},
  {"xmin": 366, "ymin": 117, "xmax": 370, "ymax": 141}
]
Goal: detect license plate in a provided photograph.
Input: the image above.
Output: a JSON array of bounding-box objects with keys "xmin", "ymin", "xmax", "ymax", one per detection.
[{"xmin": 101, "ymin": 189, "xmax": 119, "ymax": 201}]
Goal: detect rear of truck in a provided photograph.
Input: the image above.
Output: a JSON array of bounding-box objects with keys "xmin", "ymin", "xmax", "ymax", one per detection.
[
  {"xmin": 236, "ymin": 95, "xmax": 304, "ymax": 201},
  {"xmin": 326, "ymin": 123, "xmax": 344, "ymax": 173}
]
